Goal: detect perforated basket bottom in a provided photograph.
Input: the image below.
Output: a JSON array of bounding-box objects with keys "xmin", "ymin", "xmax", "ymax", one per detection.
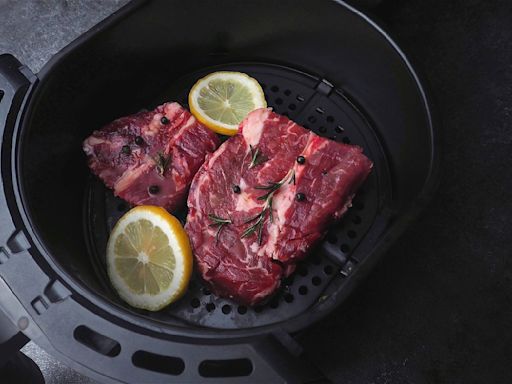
[{"xmin": 84, "ymin": 63, "xmax": 381, "ymax": 329}]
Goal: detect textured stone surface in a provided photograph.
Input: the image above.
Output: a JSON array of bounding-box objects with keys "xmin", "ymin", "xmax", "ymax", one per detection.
[{"xmin": 0, "ymin": 0, "xmax": 129, "ymax": 73}]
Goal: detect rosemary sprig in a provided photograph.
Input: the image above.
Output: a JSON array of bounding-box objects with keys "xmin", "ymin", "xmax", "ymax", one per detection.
[
  {"xmin": 241, "ymin": 213, "xmax": 265, "ymax": 244},
  {"xmin": 241, "ymin": 169, "xmax": 295, "ymax": 245},
  {"xmin": 208, "ymin": 214, "xmax": 232, "ymax": 244},
  {"xmin": 248, "ymin": 145, "xmax": 267, "ymax": 169},
  {"xmin": 153, "ymin": 152, "xmax": 171, "ymax": 177}
]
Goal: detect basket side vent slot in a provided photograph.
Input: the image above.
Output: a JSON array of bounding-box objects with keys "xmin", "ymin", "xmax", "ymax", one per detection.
[
  {"xmin": 198, "ymin": 358, "xmax": 253, "ymax": 377},
  {"xmin": 132, "ymin": 350, "xmax": 185, "ymax": 375},
  {"xmin": 73, "ymin": 325, "xmax": 121, "ymax": 357}
]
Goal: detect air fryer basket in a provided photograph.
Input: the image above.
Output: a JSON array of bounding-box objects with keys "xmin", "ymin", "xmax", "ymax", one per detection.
[
  {"xmin": 0, "ymin": 0, "xmax": 438, "ymax": 383},
  {"xmin": 86, "ymin": 62, "xmax": 387, "ymax": 329}
]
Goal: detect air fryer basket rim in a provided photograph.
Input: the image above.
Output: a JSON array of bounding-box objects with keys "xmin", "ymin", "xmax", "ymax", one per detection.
[
  {"xmin": 0, "ymin": 0, "xmax": 439, "ymax": 382},
  {"xmin": 11, "ymin": 0, "xmax": 438, "ymax": 339}
]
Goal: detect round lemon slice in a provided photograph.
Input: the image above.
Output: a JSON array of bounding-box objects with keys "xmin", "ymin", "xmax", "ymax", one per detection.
[
  {"xmin": 106, "ymin": 206, "xmax": 192, "ymax": 311},
  {"xmin": 189, "ymin": 71, "xmax": 267, "ymax": 136}
]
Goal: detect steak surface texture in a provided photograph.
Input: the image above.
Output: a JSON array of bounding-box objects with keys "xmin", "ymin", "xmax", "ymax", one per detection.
[
  {"xmin": 186, "ymin": 108, "xmax": 372, "ymax": 305},
  {"xmin": 83, "ymin": 102, "xmax": 220, "ymax": 210}
]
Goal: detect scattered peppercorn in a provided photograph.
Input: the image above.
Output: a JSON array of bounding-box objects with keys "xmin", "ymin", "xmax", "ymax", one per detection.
[
  {"xmin": 135, "ymin": 136, "xmax": 144, "ymax": 145},
  {"xmin": 232, "ymin": 185, "xmax": 241, "ymax": 194},
  {"xmin": 161, "ymin": 116, "xmax": 169, "ymax": 124},
  {"xmin": 295, "ymin": 192, "xmax": 306, "ymax": 202},
  {"xmin": 121, "ymin": 145, "xmax": 131, "ymax": 154},
  {"xmin": 296, "ymin": 155, "xmax": 306, "ymax": 164},
  {"xmin": 148, "ymin": 185, "xmax": 160, "ymax": 194}
]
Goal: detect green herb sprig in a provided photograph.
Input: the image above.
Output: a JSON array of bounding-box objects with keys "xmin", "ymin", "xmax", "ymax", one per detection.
[
  {"xmin": 241, "ymin": 169, "xmax": 295, "ymax": 245},
  {"xmin": 208, "ymin": 214, "xmax": 232, "ymax": 244},
  {"xmin": 154, "ymin": 152, "xmax": 171, "ymax": 177}
]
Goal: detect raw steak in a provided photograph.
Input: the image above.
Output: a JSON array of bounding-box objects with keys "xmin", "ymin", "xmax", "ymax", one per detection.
[
  {"xmin": 186, "ymin": 108, "xmax": 372, "ymax": 305},
  {"xmin": 83, "ymin": 102, "xmax": 220, "ymax": 210}
]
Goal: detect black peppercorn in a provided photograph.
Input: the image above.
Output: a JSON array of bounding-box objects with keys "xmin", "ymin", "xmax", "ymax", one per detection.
[
  {"xmin": 232, "ymin": 185, "xmax": 241, "ymax": 194},
  {"xmin": 295, "ymin": 192, "xmax": 306, "ymax": 202},
  {"xmin": 135, "ymin": 136, "xmax": 144, "ymax": 145},
  {"xmin": 121, "ymin": 145, "xmax": 131, "ymax": 155},
  {"xmin": 161, "ymin": 116, "xmax": 169, "ymax": 125},
  {"xmin": 296, "ymin": 155, "xmax": 306, "ymax": 164},
  {"xmin": 148, "ymin": 185, "xmax": 160, "ymax": 194}
]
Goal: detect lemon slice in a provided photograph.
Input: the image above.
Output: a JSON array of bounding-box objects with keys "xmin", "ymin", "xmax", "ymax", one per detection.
[
  {"xmin": 189, "ymin": 71, "xmax": 267, "ymax": 135},
  {"xmin": 106, "ymin": 206, "xmax": 192, "ymax": 311}
]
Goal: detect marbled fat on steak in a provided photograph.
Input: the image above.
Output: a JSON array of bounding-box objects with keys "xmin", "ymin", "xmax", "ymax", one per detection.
[
  {"xmin": 186, "ymin": 108, "xmax": 372, "ymax": 305},
  {"xmin": 83, "ymin": 102, "xmax": 220, "ymax": 211}
]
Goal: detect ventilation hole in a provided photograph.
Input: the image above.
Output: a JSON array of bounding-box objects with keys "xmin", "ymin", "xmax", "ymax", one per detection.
[
  {"xmin": 284, "ymin": 89, "xmax": 292, "ymax": 96},
  {"xmin": 74, "ymin": 326, "xmax": 121, "ymax": 357},
  {"xmin": 222, "ymin": 305, "xmax": 232, "ymax": 314},
  {"xmin": 342, "ymin": 137, "xmax": 351, "ymax": 144},
  {"xmin": 298, "ymin": 286, "xmax": 308, "ymax": 295},
  {"xmin": 271, "ymin": 85, "xmax": 279, "ymax": 93},
  {"xmin": 238, "ymin": 305, "xmax": 247, "ymax": 314},
  {"xmin": 269, "ymin": 298, "xmax": 279, "ymax": 309},
  {"xmin": 132, "ymin": 351, "xmax": 185, "ymax": 375},
  {"xmin": 308, "ymin": 116, "xmax": 317, "ymax": 123},
  {"xmin": 326, "ymin": 115, "xmax": 335, "ymax": 123},
  {"xmin": 202, "ymin": 287, "xmax": 211, "ymax": 295},
  {"xmin": 312, "ymin": 256, "xmax": 322, "ymax": 265},
  {"xmin": 319, "ymin": 126, "xmax": 327, "ymax": 133},
  {"xmin": 316, "ymin": 107, "xmax": 325, "ymax": 114},
  {"xmin": 298, "ymin": 266, "xmax": 308, "ymax": 276},
  {"xmin": 347, "ymin": 230, "xmax": 357, "ymax": 239},
  {"xmin": 199, "ymin": 359, "xmax": 253, "ymax": 378},
  {"xmin": 312, "ymin": 276, "xmax": 322, "ymax": 286},
  {"xmin": 327, "ymin": 233, "xmax": 338, "ymax": 244},
  {"xmin": 288, "ymin": 103, "xmax": 297, "ymax": 111},
  {"xmin": 324, "ymin": 265, "xmax": 334, "ymax": 275},
  {"xmin": 282, "ymin": 275, "xmax": 294, "ymax": 286},
  {"xmin": 355, "ymin": 201, "xmax": 364, "ymax": 210},
  {"xmin": 296, "ymin": 95, "xmax": 305, "ymax": 102},
  {"xmin": 340, "ymin": 244, "xmax": 351, "ymax": 253},
  {"xmin": 335, "ymin": 125, "xmax": 344, "ymax": 133},
  {"xmin": 352, "ymin": 215, "xmax": 362, "ymax": 225},
  {"xmin": 275, "ymin": 98, "xmax": 283, "ymax": 105},
  {"xmin": 117, "ymin": 203, "xmax": 127, "ymax": 212},
  {"xmin": 206, "ymin": 303, "xmax": 215, "ymax": 312},
  {"xmin": 284, "ymin": 293, "xmax": 294, "ymax": 303},
  {"xmin": 254, "ymin": 305, "xmax": 263, "ymax": 313},
  {"xmin": 190, "ymin": 298, "xmax": 200, "ymax": 308}
]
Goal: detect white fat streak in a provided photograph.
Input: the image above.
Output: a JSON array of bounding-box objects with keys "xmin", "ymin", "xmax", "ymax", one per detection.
[
  {"xmin": 165, "ymin": 114, "xmax": 196, "ymax": 154},
  {"xmin": 145, "ymin": 103, "xmax": 183, "ymax": 136},
  {"xmin": 146, "ymin": 113, "xmax": 163, "ymax": 136},
  {"xmin": 235, "ymin": 178, "xmax": 263, "ymax": 212},
  {"xmin": 83, "ymin": 135, "xmax": 110, "ymax": 149},
  {"xmin": 189, "ymin": 141, "xmax": 231, "ymax": 221},
  {"xmin": 261, "ymin": 134, "xmax": 330, "ymax": 259},
  {"xmin": 114, "ymin": 155, "xmax": 153, "ymax": 194},
  {"xmin": 241, "ymin": 108, "xmax": 271, "ymax": 148}
]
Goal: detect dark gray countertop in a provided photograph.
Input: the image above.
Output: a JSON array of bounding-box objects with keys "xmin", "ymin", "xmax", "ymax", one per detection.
[{"xmin": 1, "ymin": 0, "xmax": 511, "ymax": 383}]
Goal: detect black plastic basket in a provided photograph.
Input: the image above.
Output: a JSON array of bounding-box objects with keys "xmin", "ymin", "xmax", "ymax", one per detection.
[{"xmin": 0, "ymin": 0, "xmax": 439, "ymax": 382}]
